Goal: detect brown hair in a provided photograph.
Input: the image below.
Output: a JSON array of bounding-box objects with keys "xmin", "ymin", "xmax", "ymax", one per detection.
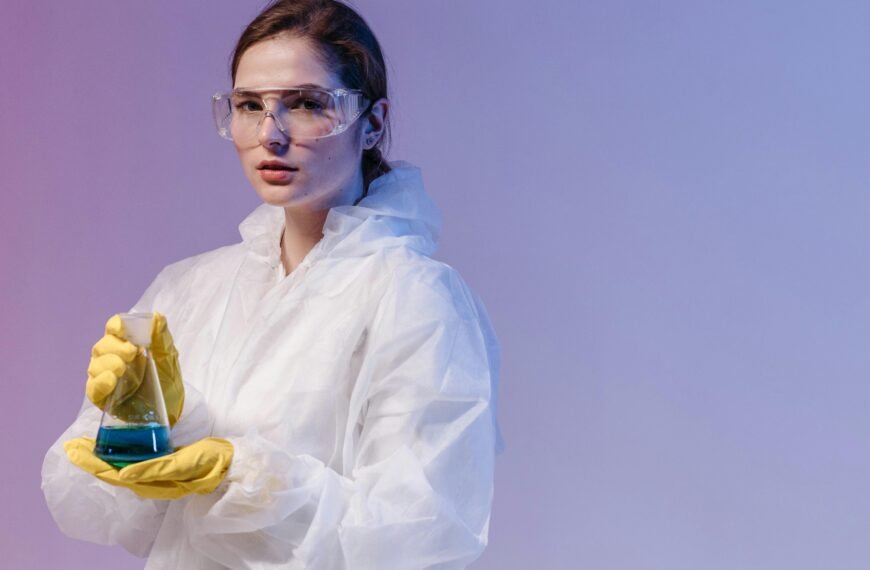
[{"xmin": 231, "ymin": 0, "xmax": 391, "ymax": 191}]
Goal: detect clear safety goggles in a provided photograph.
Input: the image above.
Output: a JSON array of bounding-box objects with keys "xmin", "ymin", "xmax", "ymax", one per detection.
[{"xmin": 211, "ymin": 87, "xmax": 370, "ymax": 143}]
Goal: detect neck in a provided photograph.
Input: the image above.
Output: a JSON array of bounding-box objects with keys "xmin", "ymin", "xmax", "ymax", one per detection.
[
  {"xmin": 279, "ymin": 209, "xmax": 328, "ymax": 274},
  {"xmin": 279, "ymin": 170, "xmax": 366, "ymax": 274}
]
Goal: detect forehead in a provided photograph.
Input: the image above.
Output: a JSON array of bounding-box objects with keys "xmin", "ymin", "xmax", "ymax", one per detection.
[{"xmin": 234, "ymin": 35, "xmax": 342, "ymax": 90}]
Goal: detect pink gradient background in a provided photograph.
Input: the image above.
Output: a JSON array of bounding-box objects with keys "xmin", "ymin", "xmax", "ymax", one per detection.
[{"xmin": 3, "ymin": 1, "xmax": 870, "ymax": 568}]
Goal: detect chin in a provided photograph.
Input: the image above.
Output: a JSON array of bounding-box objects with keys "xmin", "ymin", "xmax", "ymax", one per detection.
[
  {"xmin": 257, "ymin": 187, "xmax": 322, "ymax": 209},
  {"xmin": 253, "ymin": 185, "xmax": 293, "ymax": 206}
]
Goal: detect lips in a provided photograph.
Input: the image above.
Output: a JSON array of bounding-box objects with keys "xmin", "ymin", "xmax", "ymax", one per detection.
[
  {"xmin": 257, "ymin": 160, "xmax": 298, "ymax": 172},
  {"xmin": 257, "ymin": 163, "xmax": 296, "ymax": 184}
]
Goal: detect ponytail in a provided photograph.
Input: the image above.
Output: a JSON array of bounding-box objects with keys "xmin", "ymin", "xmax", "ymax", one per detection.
[{"xmin": 362, "ymin": 145, "xmax": 390, "ymax": 193}]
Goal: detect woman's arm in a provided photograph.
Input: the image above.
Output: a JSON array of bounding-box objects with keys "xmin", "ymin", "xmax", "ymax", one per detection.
[
  {"xmin": 41, "ymin": 262, "xmax": 213, "ymax": 556},
  {"xmin": 185, "ymin": 265, "xmax": 500, "ymax": 569},
  {"xmin": 41, "ymin": 383, "xmax": 211, "ymax": 556}
]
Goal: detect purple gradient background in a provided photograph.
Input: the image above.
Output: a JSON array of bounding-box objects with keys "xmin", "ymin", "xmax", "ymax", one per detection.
[{"xmin": 3, "ymin": 1, "xmax": 869, "ymax": 568}]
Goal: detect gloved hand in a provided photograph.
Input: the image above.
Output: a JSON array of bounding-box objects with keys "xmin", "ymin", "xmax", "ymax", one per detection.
[
  {"xmin": 64, "ymin": 437, "xmax": 234, "ymax": 500},
  {"xmin": 86, "ymin": 312, "xmax": 185, "ymax": 426}
]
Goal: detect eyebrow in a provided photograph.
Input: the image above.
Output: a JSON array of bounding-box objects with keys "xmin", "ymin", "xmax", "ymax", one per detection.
[{"xmin": 233, "ymin": 83, "xmax": 331, "ymax": 92}]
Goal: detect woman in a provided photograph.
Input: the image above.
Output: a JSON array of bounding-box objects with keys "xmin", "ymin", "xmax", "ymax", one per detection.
[{"xmin": 41, "ymin": 0, "xmax": 502, "ymax": 568}]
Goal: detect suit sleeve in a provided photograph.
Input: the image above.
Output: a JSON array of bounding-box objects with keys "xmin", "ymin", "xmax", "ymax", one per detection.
[
  {"xmin": 184, "ymin": 266, "xmax": 501, "ymax": 569},
  {"xmin": 41, "ymin": 264, "xmax": 212, "ymax": 557}
]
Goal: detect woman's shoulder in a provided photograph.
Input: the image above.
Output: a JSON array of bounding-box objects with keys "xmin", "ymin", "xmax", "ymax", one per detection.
[
  {"xmin": 380, "ymin": 247, "xmax": 483, "ymax": 324},
  {"xmin": 155, "ymin": 243, "xmax": 245, "ymax": 289},
  {"xmin": 131, "ymin": 242, "xmax": 246, "ymax": 312}
]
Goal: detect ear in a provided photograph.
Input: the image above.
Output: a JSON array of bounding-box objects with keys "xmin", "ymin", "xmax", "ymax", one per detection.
[{"xmin": 361, "ymin": 98, "xmax": 389, "ymax": 150}]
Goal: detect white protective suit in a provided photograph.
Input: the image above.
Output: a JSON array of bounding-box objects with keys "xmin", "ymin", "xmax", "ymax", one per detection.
[{"xmin": 42, "ymin": 162, "xmax": 502, "ymax": 570}]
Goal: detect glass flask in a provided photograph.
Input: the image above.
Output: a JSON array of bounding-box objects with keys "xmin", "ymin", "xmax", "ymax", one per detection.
[{"xmin": 94, "ymin": 313, "xmax": 174, "ymax": 468}]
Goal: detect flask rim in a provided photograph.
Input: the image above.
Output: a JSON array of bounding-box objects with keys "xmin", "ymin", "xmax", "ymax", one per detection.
[{"xmin": 119, "ymin": 312, "xmax": 153, "ymax": 347}]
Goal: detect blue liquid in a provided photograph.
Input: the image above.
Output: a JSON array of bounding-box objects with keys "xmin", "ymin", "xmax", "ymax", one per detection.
[{"xmin": 94, "ymin": 424, "xmax": 172, "ymax": 468}]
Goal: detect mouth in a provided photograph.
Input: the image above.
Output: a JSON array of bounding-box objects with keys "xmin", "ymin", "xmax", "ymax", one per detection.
[
  {"xmin": 256, "ymin": 161, "xmax": 298, "ymax": 184},
  {"xmin": 257, "ymin": 160, "xmax": 298, "ymax": 172}
]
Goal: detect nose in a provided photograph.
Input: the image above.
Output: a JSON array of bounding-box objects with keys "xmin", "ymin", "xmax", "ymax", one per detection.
[{"xmin": 256, "ymin": 110, "xmax": 290, "ymax": 149}]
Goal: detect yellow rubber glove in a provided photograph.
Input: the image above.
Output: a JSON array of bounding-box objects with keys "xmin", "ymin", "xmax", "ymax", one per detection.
[
  {"xmin": 64, "ymin": 437, "xmax": 234, "ymax": 500},
  {"xmin": 86, "ymin": 312, "xmax": 185, "ymax": 426}
]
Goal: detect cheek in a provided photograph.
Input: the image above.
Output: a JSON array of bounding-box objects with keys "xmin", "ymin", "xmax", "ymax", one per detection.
[
  {"xmin": 309, "ymin": 140, "xmax": 347, "ymax": 168},
  {"xmin": 233, "ymin": 145, "xmax": 250, "ymax": 170},
  {"xmin": 325, "ymin": 134, "xmax": 362, "ymax": 166}
]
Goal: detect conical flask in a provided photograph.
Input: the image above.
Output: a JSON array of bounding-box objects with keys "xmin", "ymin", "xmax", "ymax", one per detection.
[{"xmin": 94, "ymin": 313, "xmax": 174, "ymax": 468}]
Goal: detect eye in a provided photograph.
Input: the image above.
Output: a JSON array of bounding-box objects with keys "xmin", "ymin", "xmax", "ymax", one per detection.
[
  {"xmin": 299, "ymin": 98, "xmax": 325, "ymax": 111},
  {"xmin": 232, "ymin": 98, "xmax": 263, "ymax": 113},
  {"xmin": 284, "ymin": 91, "xmax": 331, "ymax": 113}
]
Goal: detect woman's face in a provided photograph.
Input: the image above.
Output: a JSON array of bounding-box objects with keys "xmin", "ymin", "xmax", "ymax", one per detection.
[{"xmin": 233, "ymin": 35, "xmax": 366, "ymax": 210}]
